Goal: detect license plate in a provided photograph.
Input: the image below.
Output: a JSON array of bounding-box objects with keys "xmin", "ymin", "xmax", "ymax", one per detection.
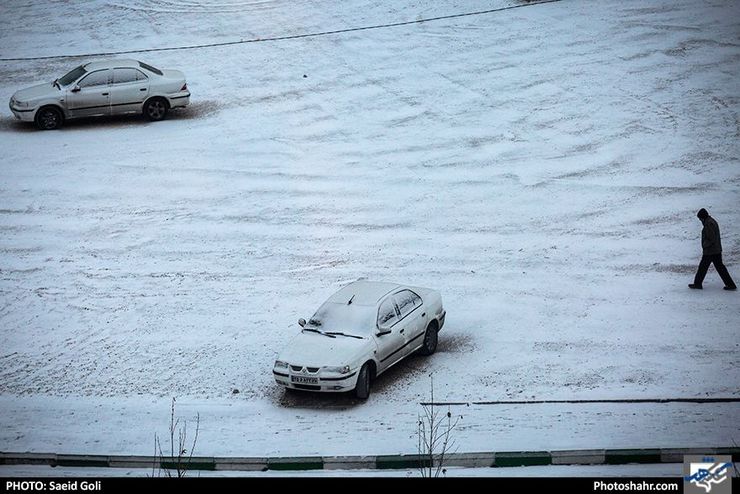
[{"xmin": 291, "ymin": 376, "xmax": 318, "ymax": 384}]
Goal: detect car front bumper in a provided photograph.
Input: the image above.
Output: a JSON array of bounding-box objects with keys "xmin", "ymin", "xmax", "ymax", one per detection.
[
  {"xmin": 273, "ymin": 369, "xmax": 359, "ymax": 393},
  {"xmin": 9, "ymin": 102, "xmax": 36, "ymax": 122}
]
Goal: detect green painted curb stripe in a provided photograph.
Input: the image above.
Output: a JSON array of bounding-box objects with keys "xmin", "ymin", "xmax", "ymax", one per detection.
[
  {"xmin": 2, "ymin": 448, "xmax": 739, "ymax": 470},
  {"xmin": 322, "ymin": 456, "xmax": 377, "ymax": 470},
  {"xmin": 267, "ymin": 461, "xmax": 324, "ymax": 471},
  {"xmin": 213, "ymin": 458, "xmax": 269, "ymax": 471},
  {"xmin": 604, "ymin": 449, "xmax": 662, "ymax": 465},
  {"xmin": 444, "ymin": 453, "xmax": 495, "ymax": 468},
  {"xmin": 494, "ymin": 452, "xmax": 551, "ymax": 467},
  {"xmin": 0, "ymin": 454, "xmax": 57, "ymax": 466},
  {"xmin": 376, "ymin": 455, "xmax": 434, "ymax": 469},
  {"xmin": 376, "ymin": 459, "xmax": 430, "ymax": 469},
  {"xmin": 160, "ymin": 460, "xmax": 216, "ymax": 471}
]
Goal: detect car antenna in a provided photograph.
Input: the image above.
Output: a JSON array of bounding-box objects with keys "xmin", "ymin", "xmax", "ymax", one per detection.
[{"xmin": 347, "ymin": 294, "xmax": 355, "ymax": 305}]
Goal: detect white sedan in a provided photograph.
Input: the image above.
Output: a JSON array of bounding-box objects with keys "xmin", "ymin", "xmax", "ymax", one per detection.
[
  {"xmin": 273, "ymin": 280, "xmax": 446, "ymax": 399},
  {"xmin": 8, "ymin": 59, "xmax": 190, "ymax": 130}
]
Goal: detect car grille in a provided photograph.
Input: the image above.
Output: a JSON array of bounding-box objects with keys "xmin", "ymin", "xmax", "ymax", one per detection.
[{"xmin": 289, "ymin": 365, "xmax": 320, "ymax": 374}]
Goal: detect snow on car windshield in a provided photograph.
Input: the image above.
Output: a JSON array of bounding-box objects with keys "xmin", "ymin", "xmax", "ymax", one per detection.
[{"xmin": 307, "ymin": 302, "xmax": 375, "ymax": 335}]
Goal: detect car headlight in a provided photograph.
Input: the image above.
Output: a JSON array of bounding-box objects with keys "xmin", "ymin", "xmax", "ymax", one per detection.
[
  {"xmin": 274, "ymin": 360, "xmax": 288, "ymax": 370},
  {"xmin": 322, "ymin": 365, "xmax": 351, "ymax": 374},
  {"xmin": 12, "ymin": 99, "xmax": 29, "ymax": 108}
]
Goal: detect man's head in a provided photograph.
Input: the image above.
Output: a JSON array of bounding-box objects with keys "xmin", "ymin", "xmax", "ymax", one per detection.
[{"xmin": 697, "ymin": 208, "xmax": 709, "ymax": 220}]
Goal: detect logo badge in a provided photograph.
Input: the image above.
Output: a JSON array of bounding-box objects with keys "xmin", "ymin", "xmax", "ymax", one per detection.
[{"xmin": 684, "ymin": 455, "xmax": 733, "ymax": 494}]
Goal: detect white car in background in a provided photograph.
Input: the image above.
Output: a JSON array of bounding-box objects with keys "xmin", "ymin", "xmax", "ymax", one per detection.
[
  {"xmin": 8, "ymin": 59, "xmax": 190, "ymax": 130},
  {"xmin": 273, "ymin": 280, "xmax": 446, "ymax": 399}
]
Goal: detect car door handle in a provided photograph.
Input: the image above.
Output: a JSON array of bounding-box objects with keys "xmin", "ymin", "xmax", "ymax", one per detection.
[
  {"xmin": 101, "ymin": 93, "xmax": 109, "ymax": 96},
  {"xmin": 139, "ymin": 88, "xmax": 147, "ymax": 91},
  {"xmin": 399, "ymin": 328, "xmax": 405, "ymax": 333},
  {"xmin": 422, "ymin": 312, "xmax": 426, "ymax": 317}
]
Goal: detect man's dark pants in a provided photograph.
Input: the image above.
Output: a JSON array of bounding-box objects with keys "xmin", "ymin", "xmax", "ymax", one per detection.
[{"xmin": 693, "ymin": 254, "xmax": 737, "ymax": 288}]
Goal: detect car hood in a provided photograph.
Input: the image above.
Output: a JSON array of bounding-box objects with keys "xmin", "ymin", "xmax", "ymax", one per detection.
[
  {"xmin": 14, "ymin": 82, "xmax": 58, "ymax": 102},
  {"xmin": 278, "ymin": 331, "xmax": 374, "ymax": 367}
]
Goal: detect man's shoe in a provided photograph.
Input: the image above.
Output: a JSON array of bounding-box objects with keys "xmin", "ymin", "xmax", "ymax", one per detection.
[
  {"xmin": 688, "ymin": 284, "xmax": 703, "ymax": 289},
  {"xmin": 724, "ymin": 286, "xmax": 737, "ymax": 291}
]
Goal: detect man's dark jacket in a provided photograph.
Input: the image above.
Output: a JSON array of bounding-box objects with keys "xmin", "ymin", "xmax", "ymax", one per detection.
[{"xmin": 701, "ymin": 216, "xmax": 723, "ymax": 255}]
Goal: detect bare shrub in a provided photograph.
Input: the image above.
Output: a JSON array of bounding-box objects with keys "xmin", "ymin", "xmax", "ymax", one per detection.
[
  {"xmin": 152, "ymin": 397, "xmax": 200, "ymax": 478},
  {"xmin": 417, "ymin": 374, "xmax": 462, "ymax": 478}
]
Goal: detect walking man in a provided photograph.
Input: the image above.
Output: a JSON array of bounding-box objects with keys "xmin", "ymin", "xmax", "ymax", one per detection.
[{"xmin": 689, "ymin": 208, "xmax": 737, "ymax": 290}]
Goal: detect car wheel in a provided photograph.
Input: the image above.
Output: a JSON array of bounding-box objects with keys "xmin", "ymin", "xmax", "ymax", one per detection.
[
  {"xmin": 144, "ymin": 98, "xmax": 168, "ymax": 121},
  {"xmin": 35, "ymin": 106, "xmax": 63, "ymax": 130},
  {"xmin": 354, "ymin": 363, "xmax": 371, "ymax": 400},
  {"xmin": 418, "ymin": 323, "xmax": 438, "ymax": 356}
]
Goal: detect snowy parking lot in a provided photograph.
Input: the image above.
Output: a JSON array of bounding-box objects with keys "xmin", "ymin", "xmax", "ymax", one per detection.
[{"xmin": 0, "ymin": 0, "xmax": 738, "ymax": 458}]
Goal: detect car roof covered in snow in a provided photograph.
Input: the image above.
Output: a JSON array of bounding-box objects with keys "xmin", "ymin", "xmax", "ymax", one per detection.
[
  {"xmin": 326, "ymin": 281, "xmax": 400, "ymax": 306},
  {"xmin": 83, "ymin": 59, "xmax": 143, "ymax": 71}
]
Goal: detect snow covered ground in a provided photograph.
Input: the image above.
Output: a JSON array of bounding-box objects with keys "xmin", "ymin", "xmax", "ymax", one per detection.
[{"xmin": 0, "ymin": 0, "xmax": 738, "ymax": 459}]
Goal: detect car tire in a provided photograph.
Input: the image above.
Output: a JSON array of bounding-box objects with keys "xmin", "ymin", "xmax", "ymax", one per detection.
[
  {"xmin": 34, "ymin": 106, "xmax": 63, "ymax": 130},
  {"xmin": 354, "ymin": 363, "xmax": 371, "ymax": 400},
  {"xmin": 418, "ymin": 323, "xmax": 438, "ymax": 356},
  {"xmin": 144, "ymin": 98, "xmax": 168, "ymax": 121}
]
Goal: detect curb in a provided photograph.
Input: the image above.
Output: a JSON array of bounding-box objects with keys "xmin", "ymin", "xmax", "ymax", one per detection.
[{"xmin": 1, "ymin": 448, "xmax": 738, "ymax": 472}]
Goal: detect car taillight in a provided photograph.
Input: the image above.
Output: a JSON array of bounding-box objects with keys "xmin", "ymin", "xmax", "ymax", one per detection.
[{"xmin": 181, "ymin": 83, "xmax": 188, "ymax": 91}]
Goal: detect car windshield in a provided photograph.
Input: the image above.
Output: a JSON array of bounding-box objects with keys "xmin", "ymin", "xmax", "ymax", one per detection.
[
  {"xmin": 58, "ymin": 66, "xmax": 87, "ymax": 86},
  {"xmin": 306, "ymin": 302, "xmax": 375, "ymax": 336}
]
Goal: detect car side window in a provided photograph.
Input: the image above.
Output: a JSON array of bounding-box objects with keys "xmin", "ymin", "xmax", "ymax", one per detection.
[
  {"xmin": 395, "ymin": 290, "xmax": 422, "ymax": 319},
  {"xmin": 112, "ymin": 68, "xmax": 144, "ymax": 84},
  {"xmin": 377, "ymin": 297, "xmax": 399, "ymax": 330},
  {"xmin": 78, "ymin": 70, "xmax": 110, "ymax": 88}
]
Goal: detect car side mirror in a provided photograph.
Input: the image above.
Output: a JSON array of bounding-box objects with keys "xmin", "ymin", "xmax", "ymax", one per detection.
[
  {"xmin": 298, "ymin": 318, "xmax": 306, "ymax": 328},
  {"xmin": 71, "ymin": 86, "xmax": 81, "ymax": 93},
  {"xmin": 376, "ymin": 329, "xmax": 391, "ymax": 337}
]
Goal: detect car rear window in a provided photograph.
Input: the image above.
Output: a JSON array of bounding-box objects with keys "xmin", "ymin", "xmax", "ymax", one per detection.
[
  {"xmin": 139, "ymin": 61, "xmax": 163, "ymax": 76},
  {"xmin": 395, "ymin": 290, "xmax": 421, "ymax": 318}
]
